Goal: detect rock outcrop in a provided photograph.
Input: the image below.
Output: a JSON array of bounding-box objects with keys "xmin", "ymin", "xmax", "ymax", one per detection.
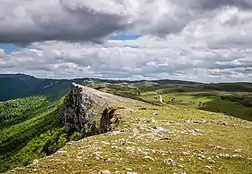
[{"xmin": 59, "ymin": 83, "xmax": 136, "ymax": 133}]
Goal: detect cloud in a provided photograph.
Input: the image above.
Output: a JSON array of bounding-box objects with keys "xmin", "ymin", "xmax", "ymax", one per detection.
[
  {"xmin": 0, "ymin": 0, "xmax": 252, "ymax": 82},
  {"xmin": 1, "ymin": 32, "xmax": 252, "ymax": 82},
  {"xmin": 1, "ymin": 0, "xmax": 252, "ymax": 43},
  {"xmin": 0, "ymin": 0, "xmax": 130, "ymax": 43},
  {"xmin": 197, "ymin": 0, "xmax": 252, "ymax": 10}
]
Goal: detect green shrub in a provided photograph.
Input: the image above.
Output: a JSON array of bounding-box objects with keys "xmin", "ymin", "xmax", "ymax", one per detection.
[{"xmin": 69, "ymin": 132, "xmax": 82, "ymax": 141}]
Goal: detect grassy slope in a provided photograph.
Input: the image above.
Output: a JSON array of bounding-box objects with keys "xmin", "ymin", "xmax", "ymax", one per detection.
[
  {"xmin": 7, "ymin": 103, "xmax": 252, "ymax": 174},
  {"xmin": 140, "ymin": 91, "xmax": 252, "ymax": 121},
  {"xmin": 0, "ymin": 75, "xmax": 86, "ymax": 172},
  {"xmin": 90, "ymin": 82, "xmax": 252, "ymax": 121}
]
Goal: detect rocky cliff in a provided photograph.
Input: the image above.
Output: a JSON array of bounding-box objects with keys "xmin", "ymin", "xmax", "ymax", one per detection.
[{"xmin": 59, "ymin": 83, "xmax": 136, "ymax": 134}]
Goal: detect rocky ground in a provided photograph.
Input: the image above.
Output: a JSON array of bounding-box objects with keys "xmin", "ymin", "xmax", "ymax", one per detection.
[{"xmin": 7, "ymin": 103, "xmax": 252, "ymax": 174}]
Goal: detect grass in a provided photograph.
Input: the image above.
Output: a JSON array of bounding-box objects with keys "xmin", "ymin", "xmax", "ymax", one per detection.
[
  {"xmin": 2, "ymin": 81, "xmax": 252, "ymax": 174},
  {"xmin": 84, "ymin": 81, "xmax": 252, "ymax": 121},
  {"xmin": 7, "ymin": 103, "xmax": 252, "ymax": 174},
  {"xmin": 139, "ymin": 92, "xmax": 252, "ymax": 121}
]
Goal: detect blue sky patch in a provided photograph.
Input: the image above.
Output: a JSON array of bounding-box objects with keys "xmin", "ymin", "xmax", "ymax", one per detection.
[
  {"xmin": 0, "ymin": 44, "xmax": 19, "ymax": 54},
  {"xmin": 108, "ymin": 33, "xmax": 140, "ymax": 40}
]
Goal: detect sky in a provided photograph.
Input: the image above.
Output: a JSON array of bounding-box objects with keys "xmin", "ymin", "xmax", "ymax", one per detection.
[{"xmin": 0, "ymin": 0, "xmax": 252, "ymax": 82}]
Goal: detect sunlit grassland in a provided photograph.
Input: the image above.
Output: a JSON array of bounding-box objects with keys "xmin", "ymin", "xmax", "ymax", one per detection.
[{"xmin": 8, "ymin": 103, "xmax": 252, "ymax": 174}]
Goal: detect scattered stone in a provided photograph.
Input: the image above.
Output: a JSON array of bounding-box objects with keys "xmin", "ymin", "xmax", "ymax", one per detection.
[
  {"xmin": 102, "ymin": 141, "xmax": 110, "ymax": 145},
  {"xmin": 231, "ymin": 154, "xmax": 243, "ymax": 159},
  {"xmin": 209, "ymin": 159, "xmax": 215, "ymax": 163},
  {"xmin": 133, "ymin": 128, "xmax": 139, "ymax": 137},
  {"xmin": 143, "ymin": 156, "xmax": 154, "ymax": 161},
  {"xmin": 29, "ymin": 159, "xmax": 40, "ymax": 167},
  {"xmin": 164, "ymin": 158, "xmax": 176, "ymax": 166},
  {"xmin": 207, "ymin": 157, "xmax": 215, "ymax": 163},
  {"xmin": 198, "ymin": 157, "xmax": 203, "ymax": 161},
  {"xmin": 185, "ymin": 120, "xmax": 202, "ymax": 124},
  {"xmin": 153, "ymin": 149, "xmax": 169, "ymax": 156},
  {"xmin": 99, "ymin": 170, "xmax": 111, "ymax": 174},
  {"xmin": 174, "ymin": 169, "xmax": 187, "ymax": 174},
  {"xmin": 94, "ymin": 152, "xmax": 102, "ymax": 159},
  {"xmin": 181, "ymin": 129, "xmax": 204, "ymax": 136},
  {"xmin": 179, "ymin": 158, "xmax": 184, "ymax": 161},
  {"xmin": 66, "ymin": 142, "xmax": 73, "ymax": 146},
  {"xmin": 126, "ymin": 168, "xmax": 133, "ymax": 171},
  {"xmin": 151, "ymin": 118, "xmax": 157, "ymax": 123},
  {"xmin": 218, "ymin": 153, "xmax": 230, "ymax": 159},
  {"xmin": 118, "ymin": 138, "xmax": 129, "ymax": 144},
  {"xmin": 234, "ymin": 149, "xmax": 242, "ymax": 153},
  {"xmin": 198, "ymin": 154, "xmax": 206, "ymax": 159},
  {"xmin": 121, "ymin": 128, "xmax": 130, "ymax": 132},
  {"xmin": 111, "ymin": 146, "xmax": 119, "ymax": 149},
  {"xmin": 156, "ymin": 126, "xmax": 166, "ymax": 132},
  {"xmin": 126, "ymin": 146, "xmax": 136, "ymax": 153},
  {"xmin": 110, "ymin": 131, "xmax": 122, "ymax": 135},
  {"xmin": 56, "ymin": 150, "xmax": 68, "ymax": 156},
  {"xmin": 205, "ymin": 165, "xmax": 212, "ymax": 170},
  {"xmin": 194, "ymin": 129, "xmax": 204, "ymax": 134},
  {"xmin": 104, "ymin": 158, "xmax": 112, "ymax": 163},
  {"xmin": 182, "ymin": 151, "xmax": 190, "ymax": 155},
  {"xmin": 127, "ymin": 172, "xmax": 137, "ymax": 174}
]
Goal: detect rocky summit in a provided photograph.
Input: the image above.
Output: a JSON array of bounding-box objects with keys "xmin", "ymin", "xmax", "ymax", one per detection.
[{"xmin": 59, "ymin": 83, "xmax": 137, "ymax": 133}]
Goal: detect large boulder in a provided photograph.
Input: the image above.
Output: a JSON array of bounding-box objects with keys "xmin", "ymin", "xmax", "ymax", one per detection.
[{"xmin": 59, "ymin": 83, "xmax": 136, "ymax": 133}]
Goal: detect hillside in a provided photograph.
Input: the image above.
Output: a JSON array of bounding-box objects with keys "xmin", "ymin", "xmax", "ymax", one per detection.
[
  {"xmin": 0, "ymin": 75, "xmax": 252, "ymax": 173},
  {"xmin": 0, "ymin": 95, "xmax": 64, "ymax": 172},
  {"xmin": 0, "ymin": 74, "xmax": 84, "ymax": 101},
  {"xmin": 0, "ymin": 82, "xmax": 140, "ymax": 173},
  {"xmin": 6, "ymin": 97, "xmax": 252, "ymax": 174}
]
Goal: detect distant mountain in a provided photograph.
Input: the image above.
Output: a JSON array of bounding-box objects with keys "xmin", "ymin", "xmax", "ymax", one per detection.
[
  {"xmin": 1, "ymin": 74, "xmax": 251, "ymax": 101},
  {"xmin": 0, "ymin": 74, "xmax": 84, "ymax": 101},
  {"xmin": 0, "ymin": 74, "xmax": 200, "ymax": 101}
]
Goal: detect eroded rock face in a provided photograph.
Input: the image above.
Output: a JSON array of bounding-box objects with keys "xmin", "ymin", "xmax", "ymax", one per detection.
[
  {"xmin": 99, "ymin": 107, "xmax": 117, "ymax": 134},
  {"xmin": 59, "ymin": 83, "xmax": 136, "ymax": 133}
]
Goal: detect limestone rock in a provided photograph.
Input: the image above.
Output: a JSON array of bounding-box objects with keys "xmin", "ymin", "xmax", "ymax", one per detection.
[
  {"xmin": 28, "ymin": 159, "xmax": 40, "ymax": 167},
  {"xmin": 59, "ymin": 83, "xmax": 137, "ymax": 133},
  {"xmin": 99, "ymin": 170, "xmax": 111, "ymax": 174},
  {"xmin": 143, "ymin": 156, "xmax": 154, "ymax": 161},
  {"xmin": 164, "ymin": 158, "xmax": 176, "ymax": 166}
]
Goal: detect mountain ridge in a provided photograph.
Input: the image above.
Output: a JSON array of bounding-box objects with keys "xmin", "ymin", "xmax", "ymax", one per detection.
[
  {"xmin": 1, "ymin": 73, "xmax": 252, "ymax": 102},
  {"xmin": 0, "ymin": 73, "xmax": 199, "ymax": 101}
]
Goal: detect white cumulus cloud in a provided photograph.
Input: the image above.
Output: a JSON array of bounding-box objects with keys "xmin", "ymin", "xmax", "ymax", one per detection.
[{"xmin": 0, "ymin": 0, "xmax": 252, "ymax": 82}]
